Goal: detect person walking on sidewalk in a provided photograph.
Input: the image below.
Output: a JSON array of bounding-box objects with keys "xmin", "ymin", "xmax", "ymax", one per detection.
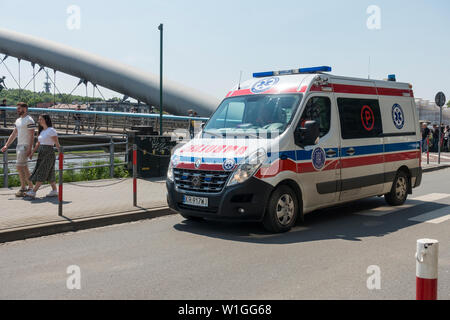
[
  {"xmin": 73, "ymin": 105, "xmax": 82, "ymax": 134},
  {"xmin": 26, "ymin": 114, "xmax": 60, "ymax": 199},
  {"xmin": 421, "ymin": 123, "xmax": 430, "ymax": 153},
  {"xmin": 1, "ymin": 102, "xmax": 35, "ymax": 197}
]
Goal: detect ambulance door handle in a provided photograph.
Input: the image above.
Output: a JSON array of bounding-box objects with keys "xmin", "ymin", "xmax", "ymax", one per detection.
[
  {"xmin": 346, "ymin": 148, "xmax": 356, "ymax": 156},
  {"xmin": 326, "ymin": 149, "xmax": 337, "ymax": 157}
]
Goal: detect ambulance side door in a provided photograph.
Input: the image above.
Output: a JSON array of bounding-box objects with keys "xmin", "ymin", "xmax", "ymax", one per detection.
[
  {"xmin": 336, "ymin": 96, "xmax": 385, "ymax": 201},
  {"xmin": 294, "ymin": 93, "xmax": 341, "ymax": 209}
]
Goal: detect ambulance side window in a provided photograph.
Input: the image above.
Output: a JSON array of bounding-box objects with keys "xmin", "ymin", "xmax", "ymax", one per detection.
[
  {"xmin": 298, "ymin": 96, "xmax": 331, "ymax": 141},
  {"xmin": 337, "ymin": 98, "xmax": 382, "ymax": 139}
]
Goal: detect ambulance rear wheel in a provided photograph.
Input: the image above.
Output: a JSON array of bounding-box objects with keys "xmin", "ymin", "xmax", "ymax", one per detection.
[
  {"xmin": 385, "ymin": 171, "xmax": 409, "ymax": 206},
  {"xmin": 263, "ymin": 185, "xmax": 298, "ymax": 233}
]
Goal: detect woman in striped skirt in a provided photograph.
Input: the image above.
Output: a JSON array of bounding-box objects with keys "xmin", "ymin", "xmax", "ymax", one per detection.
[{"xmin": 26, "ymin": 114, "xmax": 61, "ymax": 199}]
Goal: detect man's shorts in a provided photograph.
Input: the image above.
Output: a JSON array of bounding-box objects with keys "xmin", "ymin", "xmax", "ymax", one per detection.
[{"xmin": 16, "ymin": 144, "xmax": 30, "ymax": 167}]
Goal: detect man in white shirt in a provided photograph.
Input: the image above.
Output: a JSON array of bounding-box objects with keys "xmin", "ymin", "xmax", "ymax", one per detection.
[{"xmin": 1, "ymin": 103, "xmax": 35, "ymax": 197}]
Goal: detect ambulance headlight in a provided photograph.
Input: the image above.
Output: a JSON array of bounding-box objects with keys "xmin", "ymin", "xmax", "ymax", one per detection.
[
  {"xmin": 167, "ymin": 161, "xmax": 174, "ymax": 182},
  {"xmin": 227, "ymin": 149, "xmax": 267, "ymax": 186}
]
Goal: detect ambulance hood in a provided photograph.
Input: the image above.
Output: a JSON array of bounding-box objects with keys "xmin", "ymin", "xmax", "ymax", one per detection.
[{"xmin": 171, "ymin": 137, "xmax": 278, "ymax": 170}]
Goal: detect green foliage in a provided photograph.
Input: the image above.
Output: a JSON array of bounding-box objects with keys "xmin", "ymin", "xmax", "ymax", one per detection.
[
  {"xmin": 1, "ymin": 160, "xmax": 129, "ymax": 188},
  {"xmin": 0, "ymin": 88, "xmax": 103, "ymax": 106},
  {"xmin": 0, "ymin": 167, "xmax": 21, "ymax": 188}
]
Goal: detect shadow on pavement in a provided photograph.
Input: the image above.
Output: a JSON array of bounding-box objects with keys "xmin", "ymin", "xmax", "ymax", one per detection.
[
  {"xmin": 26, "ymin": 197, "xmax": 72, "ymax": 205},
  {"xmin": 173, "ymin": 197, "xmax": 449, "ymax": 245}
]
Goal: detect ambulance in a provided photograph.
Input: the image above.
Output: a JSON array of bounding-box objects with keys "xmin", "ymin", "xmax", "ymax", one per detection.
[{"xmin": 166, "ymin": 66, "xmax": 422, "ymax": 233}]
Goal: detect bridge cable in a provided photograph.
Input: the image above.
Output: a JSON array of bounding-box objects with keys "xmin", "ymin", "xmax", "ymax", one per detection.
[
  {"xmin": 41, "ymin": 68, "xmax": 63, "ymax": 96},
  {"xmin": 22, "ymin": 66, "xmax": 43, "ymax": 91},
  {"xmin": 0, "ymin": 55, "xmax": 20, "ymax": 88},
  {"xmin": 18, "ymin": 58, "xmax": 21, "ymax": 99},
  {"xmin": 94, "ymin": 84, "xmax": 106, "ymax": 101}
]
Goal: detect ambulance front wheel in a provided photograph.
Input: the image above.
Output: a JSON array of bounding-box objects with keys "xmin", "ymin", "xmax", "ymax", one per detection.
[
  {"xmin": 263, "ymin": 185, "xmax": 299, "ymax": 233},
  {"xmin": 385, "ymin": 170, "xmax": 409, "ymax": 206}
]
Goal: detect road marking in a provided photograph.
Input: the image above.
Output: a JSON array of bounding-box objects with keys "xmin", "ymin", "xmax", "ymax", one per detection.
[
  {"xmin": 355, "ymin": 193, "xmax": 449, "ymax": 217},
  {"xmin": 356, "ymin": 204, "xmax": 414, "ymax": 217},
  {"xmin": 409, "ymin": 207, "xmax": 450, "ymax": 224},
  {"xmin": 411, "ymin": 193, "xmax": 449, "ymax": 202}
]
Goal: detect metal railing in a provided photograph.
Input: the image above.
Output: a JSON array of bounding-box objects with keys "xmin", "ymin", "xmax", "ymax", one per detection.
[
  {"xmin": 0, "ymin": 107, "xmax": 209, "ymax": 134},
  {"xmin": 1, "ymin": 134, "xmax": 129, "ymax": 189}
]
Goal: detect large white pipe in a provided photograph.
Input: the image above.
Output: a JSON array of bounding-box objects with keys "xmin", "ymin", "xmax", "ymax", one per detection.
[{"xmin": 0, "ymin": 28, "xmax": 219, "ymax": 117}]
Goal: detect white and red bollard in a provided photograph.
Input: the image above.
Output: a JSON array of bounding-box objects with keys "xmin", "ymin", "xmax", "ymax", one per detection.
[{"xmin": 416, "ymin": 239, "xmax": 439, "ymax": 300}]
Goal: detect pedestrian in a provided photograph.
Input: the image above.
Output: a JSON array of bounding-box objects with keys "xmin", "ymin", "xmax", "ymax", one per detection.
[
  {"xmin": 444, "ymin": 125, "xmax": 450, "ymax": 152},
  {"xmin": 0, "ymin": 102, "xmax": 35, "ymax": 196},
  {"xmin": 421, "ymin": 123, "xmax": 430, "ymax": 153},
  {"xmin": 432, "ymin": 124, "xmax": 439, "ymax": 152},
  {"xmin": 73, "ymin": 105, "xmax": 82, "ymax": 134},
  {"xmin": 26, "ymin": 114, "xmax": 60, "ymax": 199},
  {"xmin": 188, "ymin": 109, "xmax": 195, "ymax": 139}
]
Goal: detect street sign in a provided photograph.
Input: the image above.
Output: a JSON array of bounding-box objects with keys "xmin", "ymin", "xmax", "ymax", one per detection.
[
  {"xmin": 434, "ymin": 92, "xmax": 446, "ymax": 164},
  {"xmin": 435, "ymin": 92, "xmax": 446, "ymax": 107}
]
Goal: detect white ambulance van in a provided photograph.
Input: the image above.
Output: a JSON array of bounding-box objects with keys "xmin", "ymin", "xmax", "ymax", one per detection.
[{"xmin": 166, "ymin": 66, "xmax": 422, "ymax": 233}]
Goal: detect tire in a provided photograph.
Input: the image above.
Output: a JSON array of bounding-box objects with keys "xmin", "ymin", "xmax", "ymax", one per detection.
[
  {"xmin": 263, "ymin": 185, "xmax": 299, "ymax": 233},
  {"xmin": 385, "ymin": 170, "xmax": 409, "ymax": 206},
  {"xmin": 180, "ymin": 213, "xmax": 204, "ymax": 222}
]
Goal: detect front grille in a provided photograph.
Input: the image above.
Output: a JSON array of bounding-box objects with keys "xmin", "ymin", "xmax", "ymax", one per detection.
[{"xmin": 173, "ymin": 168, "xmax": 231, "ymax": 193}]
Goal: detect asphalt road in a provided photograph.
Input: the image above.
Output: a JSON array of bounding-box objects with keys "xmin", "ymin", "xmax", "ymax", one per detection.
[{"xmin": 1, "ymin": 169, "xmax": 449, "ymax": 300}]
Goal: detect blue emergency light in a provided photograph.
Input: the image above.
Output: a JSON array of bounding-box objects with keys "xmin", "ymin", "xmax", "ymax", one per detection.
[
  {"xmin": 388, "ymin": 74, "xmax": 396, "ymax": 82},
  {"xmin": 253, "ymin": 66, "xmax": 332, "ymax": 78}
]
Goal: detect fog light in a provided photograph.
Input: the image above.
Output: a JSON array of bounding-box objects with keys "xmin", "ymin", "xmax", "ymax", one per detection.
[{"xmin": 238, "ymin": 208, "xmax": 245, "ymax": 214}]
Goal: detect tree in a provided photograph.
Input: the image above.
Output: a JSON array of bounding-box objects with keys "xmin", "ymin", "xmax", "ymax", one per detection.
[{"xmin": 0, "ymin": 88, "xmax": 110, "ymax": 106}]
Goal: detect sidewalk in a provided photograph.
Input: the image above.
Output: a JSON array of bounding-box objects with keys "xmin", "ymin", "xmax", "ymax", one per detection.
[
  {"xmin": 422, "ymin": 152, "xmax": 450, "ymax": 172},
  {"xmin": 0, "ymin": 178, "xmax": 172, "ymax": 243}
]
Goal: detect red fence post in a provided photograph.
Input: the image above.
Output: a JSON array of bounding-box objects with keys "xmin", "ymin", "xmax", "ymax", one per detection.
[
  {"xmin": 133, "ymin": 144, "xmax": 137, "ymax": 207},
  {"xmin": 416, "ymin": 239, "xmax": 439, "ymax": 300},
  {"xmin": 58, "ymin": 148, "xmax": 64, "ymax": 216}
]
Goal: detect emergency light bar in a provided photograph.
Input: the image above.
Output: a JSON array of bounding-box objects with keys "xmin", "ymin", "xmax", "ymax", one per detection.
[{"xmin": 253, "ymin": 66, "xmax": 332, "ymax": 78}]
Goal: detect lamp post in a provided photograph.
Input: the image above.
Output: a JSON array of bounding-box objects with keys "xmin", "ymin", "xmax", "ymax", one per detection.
[{"xmin": 158, "ymin": 23, "xmax": 164, "ymax": 136}]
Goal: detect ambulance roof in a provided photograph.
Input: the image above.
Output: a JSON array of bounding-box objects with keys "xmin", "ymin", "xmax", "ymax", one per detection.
[{"xmin": 225, "ymin": 68, "xmax": 413, "ymax": 99}]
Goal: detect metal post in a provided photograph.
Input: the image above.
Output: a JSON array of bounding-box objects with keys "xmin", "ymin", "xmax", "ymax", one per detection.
[
  {"xmin": 133, "ymin": 144, "xmax": 137, "ymax": 207},
  {"xmin": 158, "ymin": 23, "xmax": 164, "ymax": 136},
  {"xmin": 438, "ymin": 107, "xmax": 442, "ymax": 164},
  {"xmin": 109, "ymin": 137, "xmax": 115, "ymax": 178},
  {"xmin": 416, "ymin": 239, "xmax": 439, "ymax": 300},
  {"xmin": 427, "ymin": 137, "xmax": 430, "ymax": 165},
  {"xmin": 3, "ymin": 145, "xmax": 8, "ymax": 188},
  {"xmin": 58, "ymin": 147, "xmax": 64, "ymax": 216},
  {"xmin": 65, "ymin": 113, "xmax": 70, "ymax": 134},
  {"xmin": 93, "ymin": 114, "xmax": 98, "ymax": 135},
  {"xmin": 125, "ymin": 134, "xmax": 129, "ymax": 164}
]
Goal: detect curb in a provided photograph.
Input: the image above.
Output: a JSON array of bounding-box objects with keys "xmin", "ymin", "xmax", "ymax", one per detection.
[
  {"xmin": 423, "ymin": 165, "xmax": 450, "ymax": 173},
  {"xmin": 0, "ymin": 206, "xmax": 174, "ymax": 244}
]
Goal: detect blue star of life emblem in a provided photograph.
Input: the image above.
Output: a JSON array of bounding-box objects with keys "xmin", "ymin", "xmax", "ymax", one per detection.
[
  {"xmin": 251, "ymin": 77, "xmax": 280, "ymax": 94},
  {"xmin": 392, "ymin": 104, "xmax": 405, "ymax": 130}
]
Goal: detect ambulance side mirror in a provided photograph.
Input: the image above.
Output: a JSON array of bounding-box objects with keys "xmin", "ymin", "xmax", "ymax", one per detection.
[{"xmin": 295, "ymin": 120, "xmax": 320, "ymax": 147}]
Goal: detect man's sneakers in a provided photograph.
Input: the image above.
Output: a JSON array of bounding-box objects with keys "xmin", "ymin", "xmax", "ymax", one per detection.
[
  {"xmin": 46, "ymin": 190, "xmax": 58, "ymax": 198},
  {"xmin": 25, "ymin": 189, "xmax": 36, "ymax": 199},
  {"xmin": 15, "ymin": 188, "xmax": 29, "ymax": 197}
]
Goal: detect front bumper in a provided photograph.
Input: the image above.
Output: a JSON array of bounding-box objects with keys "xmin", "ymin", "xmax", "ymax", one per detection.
[{"xmin": 166, "ymin": 177, "xmax": 274, "ymax": 222}]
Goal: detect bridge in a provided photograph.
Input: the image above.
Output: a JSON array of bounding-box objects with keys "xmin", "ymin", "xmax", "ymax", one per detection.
[{"xmin": 0, "ymin": 27, "xmax": 219, "ymax": 117}]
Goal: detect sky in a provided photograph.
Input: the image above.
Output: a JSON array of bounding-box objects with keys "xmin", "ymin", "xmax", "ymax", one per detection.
[{"xmin": 0, "ymin": 0, "xmax": 449, "ymax": 104}]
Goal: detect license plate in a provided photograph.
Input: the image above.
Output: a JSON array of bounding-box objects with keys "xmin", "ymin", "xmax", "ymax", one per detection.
[{"xmin": 183, "ymin": 195, "xmax": 208, "ymax": 207}]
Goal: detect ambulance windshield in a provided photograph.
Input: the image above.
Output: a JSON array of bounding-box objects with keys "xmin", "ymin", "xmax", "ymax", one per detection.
[{"xmin": 203, "ymin": 94, "xmax": 302, "ymax": 138}]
